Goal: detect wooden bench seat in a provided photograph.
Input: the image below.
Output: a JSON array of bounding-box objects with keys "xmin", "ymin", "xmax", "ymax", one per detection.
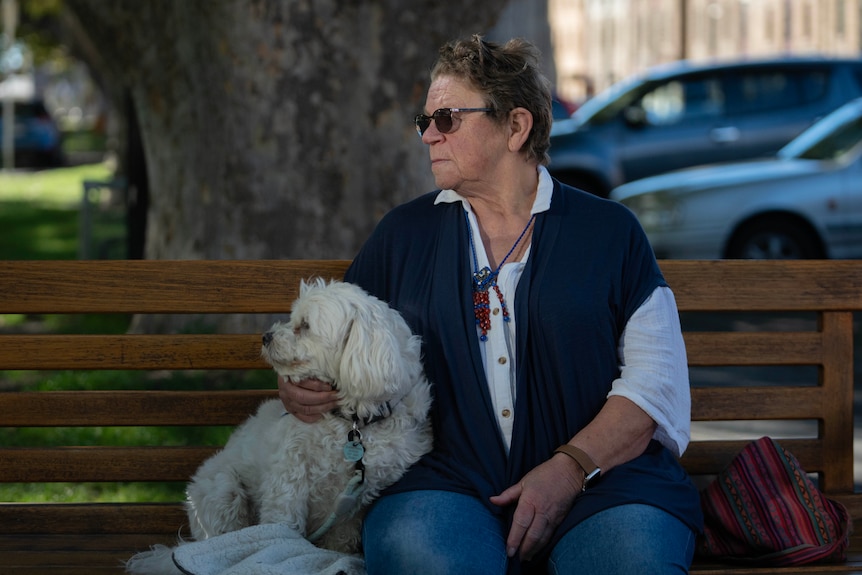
[{"xmin": 1, "ymin": 259, "xmax": 861, "ymax": 574}]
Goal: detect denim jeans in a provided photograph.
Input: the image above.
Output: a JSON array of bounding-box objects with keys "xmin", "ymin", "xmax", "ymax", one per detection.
[{"xmin": 362, "ymin": 490, "xmax": 696, "ymax": 575}]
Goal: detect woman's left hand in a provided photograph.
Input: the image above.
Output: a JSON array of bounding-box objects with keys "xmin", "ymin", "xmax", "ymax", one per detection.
[{"xmin": 489, "ymin": 453, "xmax": 583, "ymax": 561}]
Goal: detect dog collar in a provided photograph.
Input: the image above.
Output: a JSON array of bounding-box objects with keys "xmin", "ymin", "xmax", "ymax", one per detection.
[{"xmin": 335, "ymin": 400, "xmax": 393, "ymax": 427}]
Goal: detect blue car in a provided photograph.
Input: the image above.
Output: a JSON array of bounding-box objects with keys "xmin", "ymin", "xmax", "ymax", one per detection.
[
  {"xmin": 549, "ymin": 57, "xmax": 862, "ymax": 197},
  {"xmin": 0, "ymin": 100, "xmax": 63, "ymax": 168}
]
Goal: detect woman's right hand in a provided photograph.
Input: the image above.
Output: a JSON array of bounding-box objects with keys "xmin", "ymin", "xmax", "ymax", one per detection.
[{"xmin": 277, "ymin": 375, "xmax": 340, "ymax": 423}]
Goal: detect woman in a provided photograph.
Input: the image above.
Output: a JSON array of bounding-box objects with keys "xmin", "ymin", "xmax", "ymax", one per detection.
[{"xmin": 280, "ymin": 35, "xmax": 703, "ymax": 574}]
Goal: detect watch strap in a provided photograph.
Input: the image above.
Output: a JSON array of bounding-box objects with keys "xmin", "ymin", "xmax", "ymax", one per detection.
[{"xmin": 554, "ymin": 444, "xmax": 600, "ymax": 491}]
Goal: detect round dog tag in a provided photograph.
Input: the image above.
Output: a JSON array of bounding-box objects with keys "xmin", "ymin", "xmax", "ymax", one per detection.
[{"xmin": 343, "ymin": 441, "xmax": 365, "ymax": 462}]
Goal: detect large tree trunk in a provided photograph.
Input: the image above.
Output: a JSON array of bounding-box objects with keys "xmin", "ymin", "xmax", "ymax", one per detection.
[
  {"xmin": 62, "ymin": 0, "xmax": 508, "ymax": 331},
  {"xmin": 64, "ymin": 0, "xmax": 508, "ymax": 261}
]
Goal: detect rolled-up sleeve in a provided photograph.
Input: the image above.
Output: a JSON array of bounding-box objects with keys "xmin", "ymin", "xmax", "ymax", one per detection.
[{"xmin": 608, "ymin": 286, "xmax": 690, "ymax": 457}]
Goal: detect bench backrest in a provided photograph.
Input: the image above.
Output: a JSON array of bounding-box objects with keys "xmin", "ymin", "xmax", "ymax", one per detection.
[{"xmin": 0, "ymin": 259, "xmax": 858, "ymax": 537}]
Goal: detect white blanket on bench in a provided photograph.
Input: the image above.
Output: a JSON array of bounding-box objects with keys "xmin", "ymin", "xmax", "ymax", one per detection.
[{"xmin": 127, "ymin": 524, "xmax": 365, "ymax": 575}]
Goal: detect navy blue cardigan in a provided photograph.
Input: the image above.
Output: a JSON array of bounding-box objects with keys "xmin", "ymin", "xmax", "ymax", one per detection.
[{"xmin": 346, "ymin": 180, "xmax": 703, "ymax": 572}]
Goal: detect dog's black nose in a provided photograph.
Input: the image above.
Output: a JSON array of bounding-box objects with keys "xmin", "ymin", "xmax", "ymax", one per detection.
[{"xmin": 262, "ymin": 332, "xmax": 273, "ymax": 346}]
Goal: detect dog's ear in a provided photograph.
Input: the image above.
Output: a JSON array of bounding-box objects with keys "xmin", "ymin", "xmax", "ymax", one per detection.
[
  {"xmin": 338, "ymin": 302, "xmax": 411, "ymax": 402},
  {"xmin": 299, "ymin": 276, "xmax": 327, "ymax": 298}
]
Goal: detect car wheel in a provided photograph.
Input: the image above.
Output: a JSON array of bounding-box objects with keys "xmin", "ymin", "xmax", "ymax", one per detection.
[{"xmin": 726, "ymin": 218, "xmax": 824, "ymax": 259}]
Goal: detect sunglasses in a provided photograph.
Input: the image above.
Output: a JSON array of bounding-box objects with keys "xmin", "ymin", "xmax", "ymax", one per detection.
[{"xmin": 414, "ymin": 107, "xmax": 493, "ymax": 136}]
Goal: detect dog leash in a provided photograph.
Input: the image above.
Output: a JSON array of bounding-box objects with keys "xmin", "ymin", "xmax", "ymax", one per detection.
[
  {"xmin": 307, "ymin": 467, "xmax": 365, "ymax": 543},
  {"xmin": 308, "ymin": 386, "xmax": 415, "ymax": 542},
  {"xmin": 307, "ymin": 419, "xmax": 368, "ymax": 543}
]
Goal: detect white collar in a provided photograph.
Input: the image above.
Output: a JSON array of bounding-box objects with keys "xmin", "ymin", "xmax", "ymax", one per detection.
[{"xmin": 434, "ymin": 165, "xmax": 553, "ymax": 215}]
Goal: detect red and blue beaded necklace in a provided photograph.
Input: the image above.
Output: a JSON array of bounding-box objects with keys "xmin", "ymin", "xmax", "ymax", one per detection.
[{"xmin": 466, "ymin": 211, "xmax": 536, "ymax": 342}]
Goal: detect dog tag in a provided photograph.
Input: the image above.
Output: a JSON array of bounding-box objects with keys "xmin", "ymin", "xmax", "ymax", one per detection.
[{"xmin": 343, "ymin": 441, "xmax": 365, "ymax": 462}]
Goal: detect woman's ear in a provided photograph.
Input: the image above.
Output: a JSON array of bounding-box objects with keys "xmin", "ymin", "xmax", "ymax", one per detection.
[{"xmin": 507, "ymin": 107, "xmax": 534, "ymax": 153}]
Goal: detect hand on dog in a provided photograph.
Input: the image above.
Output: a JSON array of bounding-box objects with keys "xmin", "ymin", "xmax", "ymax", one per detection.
[
  {"xmin": 277, "ymin": 375, "xmax": 340, "ymax": 423},
  {"xmin": 489, "ymin": 454, "xmax": 582, "ymax": 562}
]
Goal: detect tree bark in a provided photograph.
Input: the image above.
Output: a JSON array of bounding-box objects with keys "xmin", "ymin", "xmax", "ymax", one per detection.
[{"xmin": 63, "ymin": 0, "xmax": 508, "ymax": 261}]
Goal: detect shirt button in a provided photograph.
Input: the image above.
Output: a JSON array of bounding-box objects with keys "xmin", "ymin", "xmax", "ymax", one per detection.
[
  {"xmin": 492, "ymin": 308, "xmax": 500, "ymax": 315},
  {"xmin": 498, "ymin": 356, "xmax": 507, "ymax": 365},
  {"xmin": 501, "ymin": 409, "xmax": 512, "ymax": 418}
]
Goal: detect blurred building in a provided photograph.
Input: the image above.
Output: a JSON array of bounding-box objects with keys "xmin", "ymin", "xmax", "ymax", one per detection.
[{"xmin": 496, "ymin": 0, "xmax": 862, "ymax": 106}]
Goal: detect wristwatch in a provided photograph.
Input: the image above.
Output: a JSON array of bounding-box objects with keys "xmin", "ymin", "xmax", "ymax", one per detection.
[{"xmin": 554, "ymin": 444, "xmax": 601, "ymax": 491}]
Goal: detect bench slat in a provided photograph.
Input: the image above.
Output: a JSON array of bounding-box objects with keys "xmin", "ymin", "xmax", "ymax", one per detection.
[
  {"xmin": 0, "ymin": 334, "xmax": 269, "ymax": 370},
  {"xmin": 0, "ymin": 260, "xmax": 351, "ymax": 314},
  {"xmin": 0, "ymin": 447, "xmax": 218, "ymax": 482},
  {"xmin": 0, "ymin": 390, "xmax": 274, "ymax": 426},
  {"xmin": 691, "ymin": 557, "xmax": 862, "ymax": 573},
  {"xmin": 0, "ymin": 331, "xmax": 827, "ymax": 369},
  {"xmin": 663, "ymin": 260, "xmax": 862, "ymax": 311},
  {"xmin": 3, "ymin": 387, "xmax": 831, "ymax": 426},
  {"xmin": 3, "ymin": 260, "xmax": 861, "ymax": 312},
  {"xmin": 0, "ymin": 503, "xmax": 186, "ymax": 534},
  {"xmin": 4, "ymin": 332, "xmax": 831, "ymax": 371},
  {"xmin": 691, "ymin": 386, "xmax": 832, "ymax": 420},
  {"xmin": 684, "ymin": 332, "xmax": 823, "ymax": 365}
]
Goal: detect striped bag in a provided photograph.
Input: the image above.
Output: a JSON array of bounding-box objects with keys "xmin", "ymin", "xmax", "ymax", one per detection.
[{"xmin": 696, "ymin": 436, "xmax": 852, "ymax": 566}]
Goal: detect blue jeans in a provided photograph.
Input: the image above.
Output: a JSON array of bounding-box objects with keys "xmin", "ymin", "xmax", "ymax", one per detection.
[{"xmin": 362, "ymin": 490, "xmax": 696, "ymax": 574}]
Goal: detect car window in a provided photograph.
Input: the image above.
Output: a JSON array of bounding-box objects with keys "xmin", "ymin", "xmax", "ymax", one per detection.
[
  {"xmin": 571, "ymin": 72, "xmax": 648, "ymax": 128},
  {"xmin": 640, "ymin": 77, "xmax": 724, "ymax": 125},
  {"xmin": 795, "ymin": 116, "xmax": 862, "ymax": 161},
  {"xmin": 728, "ymin": 68, "xmax": 829, "ymax": 115}
]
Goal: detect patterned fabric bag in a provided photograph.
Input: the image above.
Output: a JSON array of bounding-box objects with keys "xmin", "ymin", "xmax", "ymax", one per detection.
[{"xmin": 696, "ymin": 436, "xmax": 852, "ymax": 566}]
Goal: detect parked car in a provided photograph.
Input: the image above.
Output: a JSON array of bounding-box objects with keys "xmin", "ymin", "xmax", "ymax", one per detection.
[
  {"xmin": 610, "ymin": 97, "xmax": 862, "ymax": 259},
  {"xmin": 0, "ymin": 99, "xmax": 64, "ymax": 168},
  {"xmin": 549, "ymin": 57, "xmax": 862, "ymax": 197},
  {"xmin": 552, "ymin": 91, "xmax": 579, "ymax": 120}
]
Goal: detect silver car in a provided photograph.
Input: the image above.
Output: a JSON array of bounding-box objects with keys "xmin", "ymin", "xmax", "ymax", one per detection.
[{"xmin": 610, "ymin": 97, "xmax": 862, "ymax": 259}]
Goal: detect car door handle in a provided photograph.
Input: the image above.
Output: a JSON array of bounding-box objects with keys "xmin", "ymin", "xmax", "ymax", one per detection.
[{"xmin": 711, "ymin": 126, "xmax": 740, "ymax": 144}]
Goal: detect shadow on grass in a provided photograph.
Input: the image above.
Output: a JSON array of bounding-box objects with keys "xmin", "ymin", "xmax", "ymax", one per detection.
[{"xmin": 0, "ymin": 200, "xmax": 82, "ymax": 260}]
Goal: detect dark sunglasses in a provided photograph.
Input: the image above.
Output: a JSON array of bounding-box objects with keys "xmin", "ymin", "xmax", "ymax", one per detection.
[{"xmin": 414, "ymin": 107, "xmax": 493, "ymax": 136}]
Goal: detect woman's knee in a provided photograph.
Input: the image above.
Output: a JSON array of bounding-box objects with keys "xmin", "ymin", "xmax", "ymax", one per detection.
[
  {"xmin": 548, "ymin": 504, "xmax": 696, "ymax": 575},
  {"xmin": 362, "ymin": 490, "xmax": 508, "ymax": 575}
]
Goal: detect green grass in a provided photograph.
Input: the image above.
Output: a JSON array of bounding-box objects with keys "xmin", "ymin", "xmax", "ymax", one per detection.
[
  {"xmin": 0, "ymin": 162, "xmax": 121, "ymax": 260},
  {"xmin": 0, "ymin": 482, "xmax": 188, "ymax": 503},
  {"xmin": 0, "ymin": 163, "xmax": 274, "ymax": 504},
  {"xmin": 62, "ymin": 129, "xmax": 108, "ymax": 153},
  {"xmin": 0, "ymin": 162, "xmax": 114, "ymax": 204}
]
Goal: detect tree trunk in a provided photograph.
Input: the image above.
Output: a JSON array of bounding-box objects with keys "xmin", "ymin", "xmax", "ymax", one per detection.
[{"xmin": 62, "ymin": 0, "xmax": 508, "ymax": 331}]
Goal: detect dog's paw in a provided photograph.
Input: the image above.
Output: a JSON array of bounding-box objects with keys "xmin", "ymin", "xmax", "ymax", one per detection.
[
  {"xmin": 186, "ymin": 471, "xmax": 257, "ymax": 539},
  {"xmin": 125, "ymin": 544, "xmax": 183, "ymax": 574}
]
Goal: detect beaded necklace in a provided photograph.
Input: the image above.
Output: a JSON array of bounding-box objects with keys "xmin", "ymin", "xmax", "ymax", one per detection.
[{"xmin": 466, "ymin": 211, "xmax": 536, "ymax": 342}]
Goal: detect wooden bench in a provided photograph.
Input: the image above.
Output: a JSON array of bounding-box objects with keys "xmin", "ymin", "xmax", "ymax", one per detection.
[{"xmin": 1, "ymin": 259, "xmax": 861, "ymax": 574}]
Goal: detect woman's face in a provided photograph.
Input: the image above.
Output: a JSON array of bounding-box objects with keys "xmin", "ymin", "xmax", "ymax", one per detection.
[{"xmin": 421, "ymin": 75, "xmax": 508, "ymax": 194}]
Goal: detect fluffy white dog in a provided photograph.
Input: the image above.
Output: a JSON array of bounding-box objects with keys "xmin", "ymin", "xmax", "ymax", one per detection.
[{"xmin": 126, "ymin": 278, "xmax": 432, "ymax": 573}]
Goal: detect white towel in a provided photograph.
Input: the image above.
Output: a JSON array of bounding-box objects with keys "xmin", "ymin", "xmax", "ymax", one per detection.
[{"xmin": 127, "ymin": 524, "xmax": 365, "ymax": 575}]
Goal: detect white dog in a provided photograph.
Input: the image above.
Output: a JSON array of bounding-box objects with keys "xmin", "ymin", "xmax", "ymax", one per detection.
[{"xmin": 126, "ymin": 279, "xmax": 432, "ymax": 573}]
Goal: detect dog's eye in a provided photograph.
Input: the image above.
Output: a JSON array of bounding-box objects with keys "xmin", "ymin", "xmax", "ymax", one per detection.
[{"xmin": 293, "ymin": 320, "xmax": 310, "ymax": 335}]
